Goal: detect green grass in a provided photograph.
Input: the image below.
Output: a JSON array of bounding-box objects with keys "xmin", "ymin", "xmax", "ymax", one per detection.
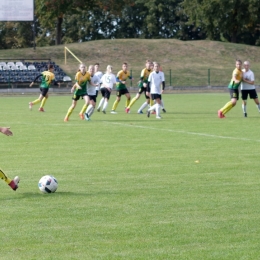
[
  {"xmin": 1, "ymin": 39, "xmax": 260, "ymax": 86},
  {"xmin": 1, "ymin": 93, "xmax": 260, "ymax": 259}
]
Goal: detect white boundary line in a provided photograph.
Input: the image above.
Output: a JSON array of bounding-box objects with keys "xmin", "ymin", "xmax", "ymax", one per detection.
[
  {"xmin": 105, "ymin": 121, "xmax": 260, "ymax": 143},
  {"xmin": 7, "ymin": 120, "xmax": 260, "ymax": 143}
]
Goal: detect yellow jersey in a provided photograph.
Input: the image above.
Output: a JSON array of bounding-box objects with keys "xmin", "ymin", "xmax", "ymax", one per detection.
[
  {"xmin": 74, "ymin": 71, "xmax": 91, "ymax": 95},
  {"xmin": 228, "ymin": 68, "xmax": 243, "ymax": 89},
  {"xmin": 40, "ymin": 71, "xmax": 55, "ymax": 88},
  {"xmin": 116, "ymin": 70, "xmax": 132, "ymax": 90},
  {"xmin": 138, "ymin": 68, "xmax": 152, "ymax": 87}
]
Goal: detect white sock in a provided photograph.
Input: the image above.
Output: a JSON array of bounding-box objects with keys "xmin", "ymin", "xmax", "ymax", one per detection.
[
  {"xmin": 103, "ymin": 100, "xmax": 108, "ymax": 111},
  {"xmin": 161, "ymin": 99, "xmax": 165, "ymax": 109},
  {"xmin": 138, "ymin": 102, "xmax": 148, "ymax": 112},
  {"xmin": 242, "ymin": 104, "xmax": 246, "ymax": 113},
  {"xmin": 156, "ymin": 103, "xmax": 161, "ymax": 117},
  {"xmin": 89, "ymin": 106, "xmax": 95, "ymax": 117},
  {"xmin": 256, "ymin": 104, "xmax": 260, "ymax": 112},
  {"xmin": 148, "ymin": 104, "xmax": 157, "ymax": 112},
  {"xmin": 86, "ymin": 104, "xmax": 94, "ymax": 117},
  {"xmin": 97, "ymin": 98, "xmax": 104, "ymax": 109}
]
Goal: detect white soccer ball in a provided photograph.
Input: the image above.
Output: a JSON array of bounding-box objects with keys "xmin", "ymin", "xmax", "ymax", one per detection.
[{"xmin": 38, "ymin": 175, "xmax": 58, "ymax": 193}]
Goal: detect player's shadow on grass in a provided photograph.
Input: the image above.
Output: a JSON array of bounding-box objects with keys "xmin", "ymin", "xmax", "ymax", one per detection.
[{"xmin": 15, "ymin": 191, "xmax": 91, "ymax": 199}]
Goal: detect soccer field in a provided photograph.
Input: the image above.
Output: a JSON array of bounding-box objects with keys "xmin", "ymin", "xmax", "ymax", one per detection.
[{"xmin": 1, "ymin": 93, "xmax": 260, "ymax": 259}]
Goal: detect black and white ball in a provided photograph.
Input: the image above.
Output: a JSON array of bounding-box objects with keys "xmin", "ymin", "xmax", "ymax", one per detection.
[{"xmin": 38, "ymin": 175, "xmax": 58, "ymax": 193}]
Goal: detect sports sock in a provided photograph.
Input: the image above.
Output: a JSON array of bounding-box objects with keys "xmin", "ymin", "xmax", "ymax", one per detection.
[
  {"xmin": 112, "ymin": 99, "xmax": 119, "ymax": 111},
  {"xmin": 148, "ymin": 104, "xmax": 157, "ymax": 112},
  {"xmin": 103, "ymin": 100, "xmax": 108, "ymax": 110},
  {"xmin": 138, "ymin": 102, "xmax": 148, "ymax": 112},
  {"xmin": 150, "ymin": 99, "xmax": 154, "ymax": 106},
  {"xmin": 242, "ymin": 104, "xmax": 246, "ymax": 113},
  {"xmin": 97, "ymin": 98, "xmax": 104, "ymax": 110},
  {"xmin": 40, "ymin": 97, "xmax": 47, "ymax": 108},
  {"xmin": 89, "ymin": 107, "xmax": 95, "ymax": 117},
  {"xmin": 31, "ymin": 99, "xmax": 41, "ymax": 105},
  {"xmin": 80, "ymin": 104, "xmax": 87, "ymax": 115},
  {"xmin": 65, "ymin": 106, "xmax": 74, "ymax": 119},
  {"xmin": 256, "ymin": 104, "xmax": 260, "ymax": 112},
  {"xmin": 86, "ymin": 104, "xmax": 94, "ymax": 117},
  {"xmin": 128, "ymin": 97, "xmax": 137, "ymax": 109},
  {"xmin": 126, "ymin": 98, "xmax": 130, "ymax": 108},
  {"xmin": 0, "ymin": 169, "xmax": 11, "ymax": 185},
  {"xmin": 221, "ymin": 101, "xmax": 233, "ymax": 115},
  {"xmin": 161, "ymin": 99, "xmax": 165, "ymax": 109},
  {"xmin": 155, "ymin": 103, "xmax": 161, "ymax": 117}
]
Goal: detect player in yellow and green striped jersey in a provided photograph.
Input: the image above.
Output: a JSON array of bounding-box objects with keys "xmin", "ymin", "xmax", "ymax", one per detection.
[
  {"xmin": 125, "ymin": 60, "xmax": 152, "ymax": 114},
  {"xmin": 111, "ymin": 62, "xmax": 133, "ymax": 114},
  {"xmin": 28, "ymin": 64, "xmax": 60, "ymax": 112},
  {"xmin": 218, "ymin": 60, "xmax": 243, "ymax": 118},
  {"xmin": 64, "ymin": 64, "xmax": 91, "ymax": 122}
]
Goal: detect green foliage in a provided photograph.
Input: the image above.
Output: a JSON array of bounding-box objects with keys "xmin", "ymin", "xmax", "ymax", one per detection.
[
  {"xmin": 0, "ymin": 22, "xmax": 34, "ymax": 49},
  {"xmin": 62, "ymin": 10, "xmax": 118, "ymax": 42},
  {"xmin": 1, "ymin": 0, "xmax": 260, "ymax": 47},
  {"xmin": 34, "ymin": 0, "xmax": 134, "ymax": 45},
  {"xmin": 2, "ymin": 94, "xmax": 260, "ymax": 259},
  {"xmin": 139, "ymin": 0, "xmax": 182, "ymax": 38},
  {"xmin": 183, "ymin": 0, "xmax": 260, "ymax": 44}
]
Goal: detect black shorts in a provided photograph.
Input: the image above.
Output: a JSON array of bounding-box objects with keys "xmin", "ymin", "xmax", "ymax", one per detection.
[
  {"xmin": 101, "ymin": 88, "xmax": 111, "ymax": 100},
  {"xmin": 151, "ymin": 93, "xmax": 161, "ymax": 100},
  {"xmin": 72, "ymin": 93, "xmax": 88, "ymax": 101},
  {"xmin": 89, "ymin": 95, "xmax": 96, "ymax": 103},
  {"xmin": 241, "ymin": 89, "xmax": 258, "ymax": 100},
  {"xmin": 146, "ymin": 86, "xmax": 150, "ymax": 93},
  {"xmin": 40, "ymin": 87, "xmax": 49, "ymax": 97},
  {"xmin": 229, "ymin": 89, "xmax": 239, "ymax": 100},
  {"xmin": 116, "ymin": 88, "xmax": 129, "ymax": 97},
  {"xmin": 96, "ymin": 89, "xmax": 99, "ymax": 97},
  {"xmin": 138, "ymin": 87, "xmax": 150, "ymax": 99}
]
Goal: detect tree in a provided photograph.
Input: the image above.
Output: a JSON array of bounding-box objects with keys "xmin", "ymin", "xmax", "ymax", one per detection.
[
  {"xmin": 35, "ymin": 0, "xmax": 134, "ymax": 45},
  {"xmin": 115, "ymin": 0, "xmax": 204, "ymax": 40},
  {"xmin": 182, "ymin": 0, "xmax": 260, "ymax": 44},
  {"xmin": 0, "ymin": 22, "xmax": 35, "ymax": 49},
  {"xmin": 136, "ymin": 0, "xmax": 183, "ymax": 38}
]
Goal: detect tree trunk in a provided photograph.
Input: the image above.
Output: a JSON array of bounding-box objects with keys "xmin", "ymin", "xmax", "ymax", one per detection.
[
  {"xmin": 56, "ymin": 16, "xmax": 63, "ymax": 45},
  {"xmin": 231, "ymin": 30, "xmax": 237, "ymax": 43}
]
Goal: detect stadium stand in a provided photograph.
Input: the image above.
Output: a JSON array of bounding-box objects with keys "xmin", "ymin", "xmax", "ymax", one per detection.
[{"xmin": 0, "ymin": 60, "xmax": 71, "ymax": 86}]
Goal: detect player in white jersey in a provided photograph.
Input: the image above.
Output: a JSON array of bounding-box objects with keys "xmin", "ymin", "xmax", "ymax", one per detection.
[
  {"xmin": 97, "ymin": 65, "xmax": 117, "ymax": 114},
  {"xmin": 84, "ymin": 65, "xmax": 100, "ymax": 121},
  {"xmin": 146, "ymin": 62, "xmax": 165, "ymax": 119},
  {"xmin": 241, "ymin": 61, "xmax": 260, "ymax": 117},
  {"xmin": 94, "ymin": 63, "xmax": 103, "ymax": 97},
  {"xmin": 157, "ymin": 64, "xmax": 166, "ymax": 113}
]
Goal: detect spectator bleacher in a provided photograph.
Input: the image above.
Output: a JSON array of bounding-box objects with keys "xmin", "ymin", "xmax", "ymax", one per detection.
[{"xmin": 0, "ymin": 60, "xmax": 72, "ymax": 86}]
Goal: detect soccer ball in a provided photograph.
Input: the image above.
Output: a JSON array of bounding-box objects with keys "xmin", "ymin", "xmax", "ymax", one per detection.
[{"xmin": 38, "ymin": 175, "xmax": 58, "ymax": 193}]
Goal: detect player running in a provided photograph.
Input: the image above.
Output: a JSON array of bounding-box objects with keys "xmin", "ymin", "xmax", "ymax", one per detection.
[
  {"xmin": 94, "ymin": 63, "xmax": 103, "ymax": 98},
  {"xmin": 241, "ymin": 61, "xmax": 260, "ymax": 117},
  {"xmin": 64, "ymin": 64, "xmax": 91, "ymax": 122},
  {"xmin": 125, "ymin": 60, "xmax": 152, "ymax": 114},
  {"xmin": 218, "ymin": 60, "xmax": 243, "ymax": 118},
  {"xmin": 0, "ymin": 126, "xmax": 20, "ymax": 191},
  {"xmin": 96, "ymin": 65, "xmax": 117, "ymax": 114},
  {"xmin": 147, "ymin": 62, "xmax": 165, "ymax": 119},
  {"xmin": 111, "ymin": 62, "xmax": 133, "ymax": 114},
  {"xmin": 153, "ymin": 63, "xmax": 166, "ymax": 113},
  {"xmin": 29, "ymin": 64, "xmax": 60, "ymax": 112},
  {"xmin": 84, "ymin": 65, "xmax": 100, "ymax": 121}
]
